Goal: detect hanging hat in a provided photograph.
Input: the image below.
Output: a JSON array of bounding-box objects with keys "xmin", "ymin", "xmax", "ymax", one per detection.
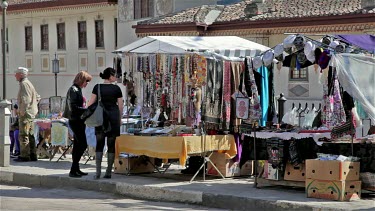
[
  {"xmin": 293, "ymin": 35, "xmax": 305, "ymax": 51},
  {"xmin": 321, "ymin": 36, "xmax": 331, "ymax": 46},
  {"xmin": 263, "ymin": 50, "xmax": 274, "ymax": 66},
  {"xmin": 283, "ymin": 35, "xmax": 296, "ymax": 48},
  {"xmin": 318, "ymin": 50, "xmax": 331, "ymax": 69},
  {"xmin": 274, "ymin": 44, "xmax": 284, "ymax": 56},
  {"xmin": 252, "ymin": 55, "xmax": 263, "ymax": 69},
  {"xmin": 329, "ymin": 40, "xmax": 340, "ymax": 49},
  {"xmin": 15, "ymin": 67, "xmax": 29, "ymax": 75},
  {"xmin": 335, "ymin": 44, "xmax": 345, "ymax": 53}
]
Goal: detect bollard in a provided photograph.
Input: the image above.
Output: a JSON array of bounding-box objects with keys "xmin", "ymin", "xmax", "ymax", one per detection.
[{"xmin": 0, "ymin": 99, "xmax": 11, "ymax": 166}]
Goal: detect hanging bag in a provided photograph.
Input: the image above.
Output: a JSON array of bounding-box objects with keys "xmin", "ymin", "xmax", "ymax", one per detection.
[
  {"xmin": 84, "ymin": 84, "xmax": 103, "ymax": 127},
  {"xmin": 62, "ymin": 88, "xmax": 71, "ymax": 119}
]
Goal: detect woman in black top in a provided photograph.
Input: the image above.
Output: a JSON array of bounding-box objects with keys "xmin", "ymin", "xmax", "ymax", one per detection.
[
  {"xmin": 87, "ymin": 67, "xmax": 123, "ymax": 179},
  {"xmin": 64, "ymin": 71, "xmax": 92, "ymax": 178}
]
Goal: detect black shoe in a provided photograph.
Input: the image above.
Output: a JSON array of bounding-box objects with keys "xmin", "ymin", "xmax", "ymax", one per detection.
[
  {"xmin": 14, "ymin": 157, "xmax": 30, "ymax": 162},
  {"xmin": 77, "ymin": 169, "xmax": 88, "ymax": 176},
  {"xmin": 69, "ymin": 171, "xmax": 82, "ymax": 178}
]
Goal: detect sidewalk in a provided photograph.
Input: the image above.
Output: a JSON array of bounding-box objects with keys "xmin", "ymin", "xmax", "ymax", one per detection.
[{"xmin": 1, "ymin": 156, "xmax": 374, "ymax": 211}]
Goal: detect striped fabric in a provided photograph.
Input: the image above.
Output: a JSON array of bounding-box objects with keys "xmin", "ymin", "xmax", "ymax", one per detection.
[{"xmin": 213, "ymin": 49, "xmax": 261, "ymax": 58}]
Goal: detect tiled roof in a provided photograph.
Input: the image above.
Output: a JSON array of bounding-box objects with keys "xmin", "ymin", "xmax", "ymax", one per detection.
[
  {"xmin": 7, "ymin": 0, "xmax": 59, "ymax": 4},
  {"xmin": 238, "ymin": 0, "xmax": 366, "ymax": 21},
  {"xmin": 138, "ymin": 0, "xmax": 374, "ymax": 25},
  {"xmin": 138, "ymin": 5, "xmax": 224, "ymax": 25}
]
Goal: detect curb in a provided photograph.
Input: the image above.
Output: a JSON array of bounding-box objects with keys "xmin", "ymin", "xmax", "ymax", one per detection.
[{"xmin": 0, "ymin": 170, "xmax": 332, "ymax": 211}]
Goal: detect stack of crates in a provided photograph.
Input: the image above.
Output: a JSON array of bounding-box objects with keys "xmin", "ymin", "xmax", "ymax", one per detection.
[{"xmin": 305, "ymin": 159, "xmax": 361, "ymax": 201}]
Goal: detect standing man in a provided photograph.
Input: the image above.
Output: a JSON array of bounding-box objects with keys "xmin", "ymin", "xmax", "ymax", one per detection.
[{"xmin": 14, "ymin": 67, "xmax": 39, "ymax": 162}]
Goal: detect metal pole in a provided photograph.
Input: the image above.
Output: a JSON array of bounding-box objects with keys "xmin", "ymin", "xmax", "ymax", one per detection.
[
  {"xmin": 55, "ymin": 73, "xmax": 57, "ymax": 96},
  {"xmin": 2, "ymin": 2, "xmax": 7, "ymax": 100}
]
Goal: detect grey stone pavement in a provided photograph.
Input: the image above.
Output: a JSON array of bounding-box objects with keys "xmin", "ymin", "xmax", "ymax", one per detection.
[{"xmin": 0, "ymin": 156, "xmax": 374, "ymax": 211}]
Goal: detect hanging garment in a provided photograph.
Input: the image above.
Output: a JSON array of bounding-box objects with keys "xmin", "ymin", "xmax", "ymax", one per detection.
[
  {"xmin": 321, "ymin": 67, "xmax": 346, "ymax": 129},
  {"xmin": 302, "ymin": 108, "xmax": 317, "ymax": 128},
  {"xmin": 193, "ymin": 54, "xmax": 207, "ymax": 86},
  {"xmin": 258, "ymin": 66, "xmax": 269, "ymax": 127},
  {"xmin": 282, "ymin": 107, "xmax": 298, "ymax": 126},
  {"xmin": 202, "ymin": 59, "xmax": 223, "ymax": 128},
  {"xmin": 243, "ymin": 57, "xmax": 262, "ymax": 123},
  {"xmin": 331, "ymin": 112, "xmax": 356, "ymax": 139},
  {"xmin": 334, "ymin": 53, "xmax": 375, "ymax": 122},
  {"xmin": 222, "ymin": 61, "xmax": 232, "ymax": 130},
  {"xmin": 231, "ymin": 61, "xmax": 244, "ymax": 128}
]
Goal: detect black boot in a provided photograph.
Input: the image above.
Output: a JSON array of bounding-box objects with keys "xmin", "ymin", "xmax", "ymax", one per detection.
[
  {"xmin": 77, "ymin": 168, "xmax": 88, "ymax": 176},
  {"xmin": 103, "ymin": 153, "xmax": 115, "ymax": 179},
  {"xmin": 69, "ymin": 163, "xmax": 82, "ymax": 178},
  {"xmin": 94, "ymin": 152, "xmax": 103, "ymax": 179}
]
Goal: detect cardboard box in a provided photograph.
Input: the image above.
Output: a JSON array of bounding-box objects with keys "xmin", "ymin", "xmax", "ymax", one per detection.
[
  {"xmin": 306, "ymin": 179, "xmax": 361, "ymax": 201},
  {"xmin": 207, "ymin": 152, "xmax": 240, "ymax": 177},
  {"xmin": 114, "ymin": 156, "xmax": 155, "ymax": 174},
  {"xmin": 284, "ymin": 163, "xmax": 306, "ymax": 182},
  {"xmin": 306, "ymin": 160, "xmax": 360, "ymax": 181},
  {"xmin": 240, "ymin": 160, "xmax": 253, "ymax": 176}
]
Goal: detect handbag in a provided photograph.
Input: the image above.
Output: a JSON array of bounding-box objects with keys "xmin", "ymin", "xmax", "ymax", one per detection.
[
  {"xmin": 62, "ymin": 88, "xmax": 71, "ymax": 119},
  {"xmin": 85, "ymin": 84, "xmax": 103, "ymax": 127}
]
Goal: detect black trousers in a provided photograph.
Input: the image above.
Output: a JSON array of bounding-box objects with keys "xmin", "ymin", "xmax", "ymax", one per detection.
[
  {"xmin": 95, "ymin": 129, "xmax": 116, "ymax": 154},
  {"xmin": 69, "ymin": 120, "xmax": 87, "ymax": 170}
]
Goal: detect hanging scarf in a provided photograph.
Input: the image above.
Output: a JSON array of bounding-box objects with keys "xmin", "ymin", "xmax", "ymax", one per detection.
[
  {"xmin": 222, "ymin": 61, "xmax": 232, "ymax": 130},
  {"xmin": 258, "ymin": 66, "xmax": 269, "ymax": 127},
  {"xmin": 202, "ymin": 59, "xmax": 223, "ymax": 129},
  {"xmin": 321, "ymin": 67, "xmax": 346, "ymax": 128}
]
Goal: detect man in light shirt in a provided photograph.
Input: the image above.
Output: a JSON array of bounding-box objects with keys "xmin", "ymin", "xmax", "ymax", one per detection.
[{"xmin": 14, "ymin": 67, "xmax": 40, "ymax": 162}]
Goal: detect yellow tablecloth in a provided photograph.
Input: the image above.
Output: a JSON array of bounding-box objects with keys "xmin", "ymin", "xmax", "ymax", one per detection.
[{"xmin": 115, "ymin": 135, "xmax": 237, "ymax": 167}]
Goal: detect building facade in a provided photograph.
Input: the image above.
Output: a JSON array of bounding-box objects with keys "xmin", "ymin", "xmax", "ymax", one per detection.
[
  {"xmin": 1, "ymin": 0, "xmax": 117, "ymax": 99},
  {"xmin": 117, "ymin": 0, "xmax": 218, "ymax": 48}
]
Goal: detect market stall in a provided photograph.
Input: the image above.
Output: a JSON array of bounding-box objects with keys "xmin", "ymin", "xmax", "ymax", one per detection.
[
  {"xmin": 114, "ymin": 36, "xmax": 270, "ymax": 178},
  {"xmin": 238, "ymin": 34, "xmax": 375, "ymax": 200}
]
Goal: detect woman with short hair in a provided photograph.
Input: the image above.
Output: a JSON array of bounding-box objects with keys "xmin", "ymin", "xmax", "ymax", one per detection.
[{"xmin": 64, "ymin": 71, "xmax": 92, "ymax": 178}]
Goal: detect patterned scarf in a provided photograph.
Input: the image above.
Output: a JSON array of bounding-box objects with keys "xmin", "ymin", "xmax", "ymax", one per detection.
[
  {"xmin": 202, "ymin": 59, "xmax": 223, "ymax": 129},
  {"xmin": 222, "ymin": 61, "xmax": 232, "ymax": 130},
  {"xmin": 231, "ymin": 61, "xmax": 244, "ymax": 129}
]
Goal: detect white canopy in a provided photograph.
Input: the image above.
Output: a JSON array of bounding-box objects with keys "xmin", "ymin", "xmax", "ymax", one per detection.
[{"xmin": 115, "ymin": 36, "xmax": 269, "ymax": 57}]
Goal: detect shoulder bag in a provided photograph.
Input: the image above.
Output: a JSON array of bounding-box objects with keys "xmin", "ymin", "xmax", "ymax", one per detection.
[{"xmin": 85, "ymin": 84, "xmax": 104, "ymax": 127}]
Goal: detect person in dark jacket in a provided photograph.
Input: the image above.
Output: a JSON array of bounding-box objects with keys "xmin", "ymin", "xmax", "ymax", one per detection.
[
  {"xmin": 64, "ymin": 71, "xmax": 92, "ymax": 178},
  {"xmin": 86, "ymin": 67, "xmax": 123, "ymax": 179}
]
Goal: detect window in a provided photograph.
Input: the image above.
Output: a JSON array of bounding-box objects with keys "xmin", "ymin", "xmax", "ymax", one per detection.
[
  {"xmin": 114, "ymin": 18, "xmax": 118, "ymax": 48},
  {"xmin": 41, "ymin": 24, "xmax": 49, "ymax": 51},
  {"xmin": 290, "ymin": 67, "xmax": 308, "ymax": 81},
  {"xmin": 134, "ymin": 0, "xmax": 154, "ymax": 19},
  {"xmin": 25, "ymin": 26, "xmax": 33, "ymax": 51},
  {"xmin": 95, "ymin": 20, "xmax": 104, "ymax": 48},
  {"xmin": 78, "ymin": 21, "xmax": 87, "ymax": 49},
  {"xmin": 57, "ymin": 23, "xmax": 65, "ymax": 50}
]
